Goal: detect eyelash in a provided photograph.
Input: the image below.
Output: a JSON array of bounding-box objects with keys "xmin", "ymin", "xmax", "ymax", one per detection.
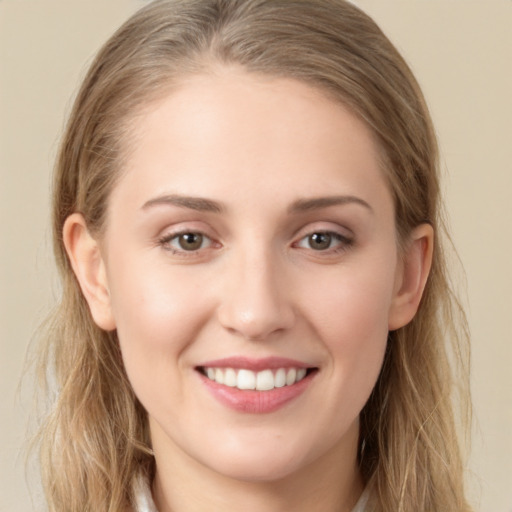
[
  {"xmin": 294, "ymin": 231, "xmax": 353, "ymax": 254},
  {"xmin": 157, "ymin": 229, "xmax": 353, "ymax": 257},
  {"xmin": 158, "ymin": 231, "xmax": 215, "ymax": 256}
]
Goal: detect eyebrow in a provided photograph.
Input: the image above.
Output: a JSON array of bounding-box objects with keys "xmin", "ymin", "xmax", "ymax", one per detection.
[
  {"xmin": 288, "ymin": 195, "xmax": 373, "ymax": 214},
  {"xmin": 141, "ymin": 193, "xmax": 372, "ymax": 215},
  {"xmin": 141, "ymin": 194, "xmax": 224, "ymax": 213}
]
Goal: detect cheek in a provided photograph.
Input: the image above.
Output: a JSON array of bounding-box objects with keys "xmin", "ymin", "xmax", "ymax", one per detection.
[
  {"xmin": 105, "ymin": 254, "xmax": 210, "ymax": 395},
  {"xmin": 107, "ymin": 248, "xmax": 205, "ymax": 341},
  {"xmin": 306, "ymin": 261, "xmax": 395, "ymax": 345},
  {"xmin": 111, "ymin": 274, "xmax": 181, "ymax": 348},
  {"xmin": 302, "ymin": 257, "xmax": 396, "ymax": 402}
]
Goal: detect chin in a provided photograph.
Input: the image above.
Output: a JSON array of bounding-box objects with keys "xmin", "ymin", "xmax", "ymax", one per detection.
[
  {"xmin": 211, "ymin": 458, "xmax": 304, "ymax": 483},
  {"xmin": 198, "ymin": 440, "xmax": 316, "ymax": 483}
]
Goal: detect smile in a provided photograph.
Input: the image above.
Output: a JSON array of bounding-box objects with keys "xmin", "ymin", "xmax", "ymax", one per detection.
[
  {"xmin": 196, "ymin": 357, "xmax": 318, "ymax": 413},
  {"xmin": 201, "ymin": 367, "xmax": 308, "ymax": 391}
]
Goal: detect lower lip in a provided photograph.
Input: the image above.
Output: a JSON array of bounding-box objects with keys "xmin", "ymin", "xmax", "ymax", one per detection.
[{"xmin": 199, "ymin": 371, "xmax": 315, "ymax": 414}]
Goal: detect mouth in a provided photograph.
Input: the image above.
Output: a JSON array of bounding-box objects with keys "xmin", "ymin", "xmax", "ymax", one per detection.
[
  {"xmin": 195, "ymin": 357, "xmax": 318, "ymax": 413},
  {"xmin": 197, "ymin": 366, "xmax": 316, "ymax": 391}
]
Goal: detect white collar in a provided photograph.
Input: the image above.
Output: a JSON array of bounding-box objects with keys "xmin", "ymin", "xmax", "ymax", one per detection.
[
  {"xmin": 133, "ymin": 475, "xmax": 369, "ymax": 512},
  {"xmin": 352, "ymin": 486, "xmax": 370, "ymax": 512},
  {"xmin": 132, "ymin": 474, "xmax": 158, "ymax": 512}
]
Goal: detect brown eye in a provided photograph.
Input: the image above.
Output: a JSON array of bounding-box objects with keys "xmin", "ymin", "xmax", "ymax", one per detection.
[
  {"xmin": 295, "ymin": 230, "xmax": 352, "ymax": 253},
  {"xmin": 178, "ymin": 233, "xmax": 204, "ymax": 251},
  {"xmin": 160, "ymin": 231, "xmax": 212, "ymax": 253},
  {"xmin": 308, "ymin": 232, "xmax": 333, "ymax": 250}
]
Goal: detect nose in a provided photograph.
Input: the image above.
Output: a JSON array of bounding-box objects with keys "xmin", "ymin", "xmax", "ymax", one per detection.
[{"xmin": 217, "ymin": 248, "xmax": 295, "ymax": 341}]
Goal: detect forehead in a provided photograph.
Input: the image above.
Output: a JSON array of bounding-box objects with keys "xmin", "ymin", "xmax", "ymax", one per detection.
[{"xmin": 110, "ymin": 70, "xmax": 392, "ymax": 217}]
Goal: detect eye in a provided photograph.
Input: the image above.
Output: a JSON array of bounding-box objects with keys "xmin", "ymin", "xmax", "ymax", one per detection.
[
  {"xmin": 296, "ymin": 231, "xmax": 351, "ymax": 252},
  {"xmin": 159, "ymin": 231, "xmax": 213, "ymax": 253}
]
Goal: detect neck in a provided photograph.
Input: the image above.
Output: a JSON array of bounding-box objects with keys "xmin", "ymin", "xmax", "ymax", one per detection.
[{"xmin": 151, "ymin": 422, "xmax": 364, "ymax": 512}]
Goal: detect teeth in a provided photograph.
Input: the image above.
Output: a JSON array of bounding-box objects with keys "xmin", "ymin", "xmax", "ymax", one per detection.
[
  {"xmin": 256, "ymin": 370, "xmax": 274, "ymax": 391},
  {"xmin": 275, "ymin": 368, "xmax": 286, "ymax": 388},
  {"xmin": 237, "ymin": 369, "xmax": 256, "ymax": 390},
  {"xmin": 224, "ymin": 368, "xmax": 237, "ymax": 387},
  {"xmin": 203, "ymin": 367, "xmax": 309, "ymax": 391},
  {"xmin": 296, "ymin": 368, "xmax": 307, "ymax": 381},
  {"xmin": 215, "ymin": 368, "xmax": 224, "ymax": 385},
  {"xmin": 285, "ymin": 368, "xmax": 297, "ymax": 386}
]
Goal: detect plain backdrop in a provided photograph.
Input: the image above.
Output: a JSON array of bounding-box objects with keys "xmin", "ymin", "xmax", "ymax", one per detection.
[{"xmin": 1, "ymin": 1, "xmax": 510, "ymax": 510}]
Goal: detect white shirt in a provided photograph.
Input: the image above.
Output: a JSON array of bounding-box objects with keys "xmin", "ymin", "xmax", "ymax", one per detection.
[{"xmin": 133, "ymin": 475, "xmax": 370, "ymax": 512}]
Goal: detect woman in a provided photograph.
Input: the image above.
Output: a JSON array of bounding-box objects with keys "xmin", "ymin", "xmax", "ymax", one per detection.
[{"xmin": 36, "ymin": 0, "xmax": 472, "ymax": 510}]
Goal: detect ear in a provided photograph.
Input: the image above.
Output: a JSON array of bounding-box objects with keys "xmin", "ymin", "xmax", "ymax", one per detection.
[
  {"xmin": 388, "ymin": 223, "xmax": 434, "ymax": 331},
  {"xmin": 63, "ymin": 213, "xmax": 116, "ymax": 331}
]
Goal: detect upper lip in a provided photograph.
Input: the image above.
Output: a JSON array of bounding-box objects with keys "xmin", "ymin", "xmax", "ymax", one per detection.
[{"xmin": 197, "ymin": 356, "xmax": 314, "ymax": 372}]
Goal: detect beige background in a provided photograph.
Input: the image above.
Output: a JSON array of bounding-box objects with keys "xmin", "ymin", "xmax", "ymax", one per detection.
[{"xmin": 1, "ymin": 1, "xmax": 510, "ymax": 510}]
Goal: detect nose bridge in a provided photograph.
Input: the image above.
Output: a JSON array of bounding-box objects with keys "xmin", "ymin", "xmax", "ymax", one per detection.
[{"xmin": 217, "ymin": 241, "xmax": 294, "ymax": 340}]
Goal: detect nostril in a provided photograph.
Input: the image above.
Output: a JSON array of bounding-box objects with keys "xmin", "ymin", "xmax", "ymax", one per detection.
[
  {"xmin": 216, "ymin": 267, "xmax": 296, "ymax": 340},
  {"xmin": 217, "ymin": 304, "xmax": 295, "ymax": 341}
]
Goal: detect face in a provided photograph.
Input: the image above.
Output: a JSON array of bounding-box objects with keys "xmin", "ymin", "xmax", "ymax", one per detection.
[{"xmin": 91, "ymin": 71, "xmax": 407, "ymax": 482}]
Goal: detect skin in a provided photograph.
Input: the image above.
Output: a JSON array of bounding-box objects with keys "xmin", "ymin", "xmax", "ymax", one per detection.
[{"xmin": 64, "ymin": 69, "xmax": 433, "ymax": 512}]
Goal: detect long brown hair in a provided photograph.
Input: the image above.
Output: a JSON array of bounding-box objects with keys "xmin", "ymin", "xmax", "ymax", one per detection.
[{"xmin": 36, "ymin": 1, "xmax": 472, "ymax": 510}]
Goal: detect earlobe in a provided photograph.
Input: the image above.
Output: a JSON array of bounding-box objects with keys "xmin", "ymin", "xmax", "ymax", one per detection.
[
  {"xmin": 63, "ymin": 213, "xmax": 116, "ymax": 331},
  {"xmin": 388, "ymin": 223, "xmax": 434, "ymax": 331}
]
